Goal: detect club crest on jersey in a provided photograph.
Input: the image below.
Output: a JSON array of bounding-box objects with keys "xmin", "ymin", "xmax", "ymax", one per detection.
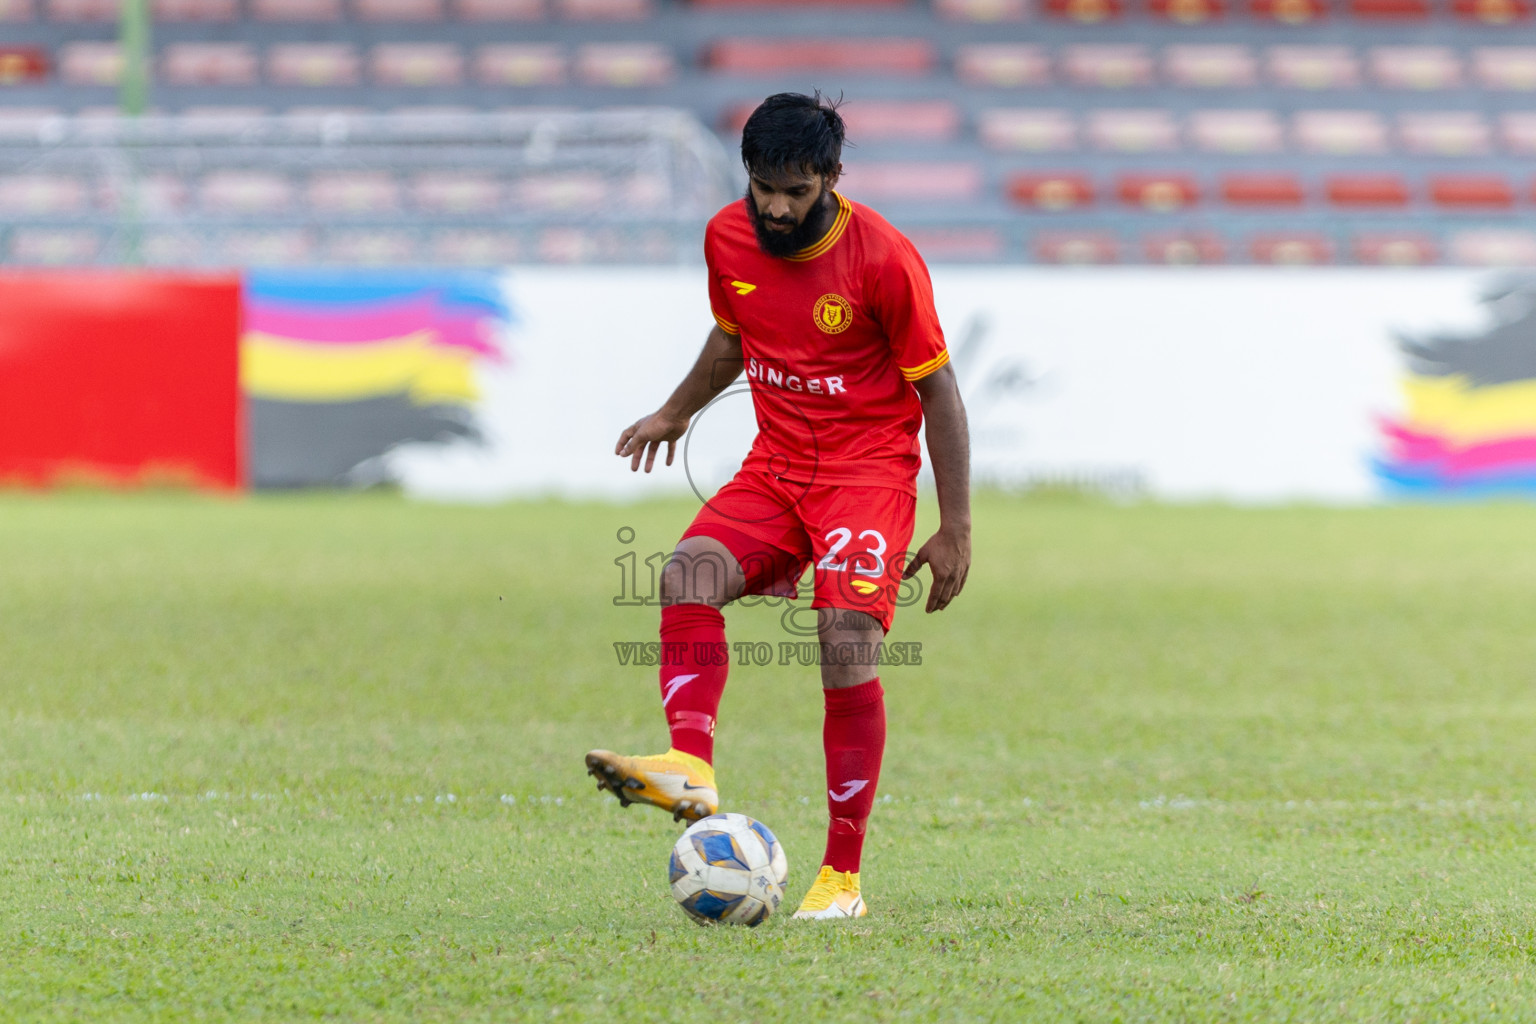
[{"xmin": 813, "ymin": 294, "xmax": 853, "ymax": 335}]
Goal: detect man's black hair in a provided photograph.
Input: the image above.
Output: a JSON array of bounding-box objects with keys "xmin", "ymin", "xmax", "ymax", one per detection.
[{"xmin": 739, "ymin": 91, "xmax": 845, "ymax": 180}]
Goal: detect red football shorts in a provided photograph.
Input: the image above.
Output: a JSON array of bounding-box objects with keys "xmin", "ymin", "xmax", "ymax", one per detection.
[{"xmin": 681, "ymin": 469, "xmax": 917, "ymax": 632}]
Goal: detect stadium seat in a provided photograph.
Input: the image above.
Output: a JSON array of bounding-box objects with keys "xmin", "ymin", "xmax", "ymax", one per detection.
[
  {"xmin": 1008, "ymin": 173, "xmax": 1094, "ymax": 210},
  {"xmin": 1087, "ymin": 109, "xmax": 1178, "ymax": 152},
  {"xmin": 327, "ymin": 231, "xmax": 415, "ymax": 264},
  {"xmin": 1324, "ymin": 174, "xmax": 1409, "ymax": 207},
  {"xmin": 1472, "ymin": 48, "xmax": 1536, "ymax": 90},
  {"xmin": 1293, "ymin": 110, "xmax": 1388, "ymax": 154},
  {"xmin": 574, "ymin": 43, "xmax": 674, "ymax": 86},
  {"xmin": 903, "ymin": 227, "xmax": 1005, "ymax": 260},
  {"xmin": 154, "ymin": 0, "xmax": 238, "ymax": 18},
  {"xmin": 1453, "ymin": 0, "xmax": 1531, "ymax": 20},
  {"xmin": 978, "ymin": 108, "xmax": 1076, "ymax": 151},
  {"xmin": 0, "ymin": 46, "xmax": 48, "ymax": 84},
  {"xmin": 0, "ymin": 173, "xmax": 86, "ymax": 213},
  {"xmin": 0, "ymin": 0, "xmax": 32, "ymax": 19},
  {"xmin": 267, "ymin": 44, "xmax": 362, "ymax": 87},
  {"xmin": 706, "ymin": 39, "xmax": 935, "ymax": 76},
  {"xmin": 45, "ymin": 0, "xmax": 116, "ymax": 19},
  {"xmin": 1369, "ymin": 47, "xmax": 1462, "ymax": 90},
  {"xmin": 180, "ymin": 105, "xmax": 270, "ymax": 123},
  {"xmin": 1222, "ymin": 173, "xmax": 1304, "ymax": 206},
  {"xmin": 1249, "ymin": 0, "xmax": 1324, "ymax": 21},
  {"xmin": 8, "ymin": 229, "xmax": 99, "ymax": 264},
  {"xmin": 954, "ymin": 45, "xmax": 1051, "ymax": 88},
  {"xmin": 840, "ymin": 162, "xmax": 982, "ymax": 202},
  {"xmin": 475, "ymin": 44, "xmax": 565, "ymax": 85},
  {"xmin": 99, "ymin": 171, "xmax": 187, "ymax": 214},
  {"xmin": 1043, "ymin": 0, "xmax": 1123, "ymax": 20},
  {"xmin": 1117, "ymin": 173, "xmax": 1199, "ymax": 211},
  {"xmin": 1164, "ymin": 45, "xmax": 1257, "ymax": 89},
  {"xmin": 1354, "ymin": 233, "xmax": 1436, "ymax": 265},
  {"xmin": 1267, "ymin": 46, "xmax": 1360, "ymax": 89},
  {"xmin": 433, "ymin": 230, "xmax": 521, "ymax": 265},
  {"xmin": 1348, "ymin": 0, "xmax": 1429, "ymax": 17},
  {"xmin": 1062, "ymin": 46, "xmax": 1154, "ymax": 89},
  {"xmin": 1189, "ymin": 110, "xmax": 1282, "ymax": 153},
  {"xmin": 222, "ymin": 230, "xmax": 313, "ymax": 265},
  {"xmin": 1449, "ymin": 229, "xmax": 1536, "ymax": 265},
  {"xmin": 556, "ymin": 0, "xmax": 652, "ymax": 17},
  {"xmin": 1250, "ymin": 234, "xmax": 1331, "ymax": 264},
  {"xmin": 413, "ymin": 171, "xmax": 502, "ymax": 213},
  {"xmin": 200, "ymin": 170, "xmax": 294, "ymax": 213},
  {"xmin": 1430, "ymin": 175, "xmax": 1515, "ymax": 209},
  {"xmin": 454, "ymin": 0, "xmax": 543, "ymax": 16},
  {"xmin": 371, "ymin": 44, "xmax": 465, "ymax": 86},
  {"xmin": 308, "ymin": 171, "xmax": 402, "ymax": 214},
  {"xmin": 840, "ymin": 101, "xmax": 961, "ymax": 142},
  {"xmin": 1398, "ymin": 112, "xmax": 1490, "ymax": 156},
  {"xmin": 1500, "ymin": 112, "xmax": 1536, "ymax": 154},
  {"xmin": 251, "ymin": 0, "xmax": 342, "ymax": 19},
  {"xmin": 0, "ymin": 108, "xmax": 59, "ymax": 136},
  {"xmin": 934, "ymin": 0, "xmax": 1028, "ymax": 19},
  {"xmin": 160, "ymin": 43, "xmax": 259, "ymax": 86},
  {"xmin": 142, "ymin": 232, "xmax": 203, "ymax": 265},
  {"xmin": 356, "ymin": 0, "xmax": 446, "ymax": 19},
  {"xmin": 512, "ymin": 172, "xmax": 609, "ymax": 210},
  {"xmin": 58, "ymin": 42, "xmax": 122, "ymax": 86},
  {"xmin": 1149, "ymin": 0, "xmax": 1225, "ymax": 21},
  {"xmin": 1144, "ymin": 232, "xmax": 1224, "ymax": 264},
  {"xmin": 1033, "ymin": 231, "xmax": 1118, "ymax": 264}
]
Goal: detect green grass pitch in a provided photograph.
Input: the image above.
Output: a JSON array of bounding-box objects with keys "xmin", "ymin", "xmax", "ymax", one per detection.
[{"xmin": 3, "ymin": 492, "xmax": 1536, "ymax": 1021}]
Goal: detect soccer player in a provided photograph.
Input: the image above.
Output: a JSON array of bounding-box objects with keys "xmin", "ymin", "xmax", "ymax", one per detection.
[{"xmin": 586, "ymin": 92, "xmax": 971, "ymax": 920}]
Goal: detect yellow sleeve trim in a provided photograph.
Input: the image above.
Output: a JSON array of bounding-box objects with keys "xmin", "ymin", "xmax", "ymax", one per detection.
[
  {"xmin": 713, "ymin": 311, "xmax": 740, "ymax": 335},
  {"xmin": 899, "ymin": 349, "xmax": 950, "ymax": 381}
]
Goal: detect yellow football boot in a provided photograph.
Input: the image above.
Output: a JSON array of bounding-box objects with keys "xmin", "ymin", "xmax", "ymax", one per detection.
[
  {"xmin": 584, "ymin": 748, "xmax": 718, "ymax": 822},
  {"xmin": 792, "ymin": 865, "xmax": 867, "ymax": 920}
]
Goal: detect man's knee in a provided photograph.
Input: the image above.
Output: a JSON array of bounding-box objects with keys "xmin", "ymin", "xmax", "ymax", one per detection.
[{"xmin": 660, "ymin": 537, "xmax": 742, "ymax": 606}]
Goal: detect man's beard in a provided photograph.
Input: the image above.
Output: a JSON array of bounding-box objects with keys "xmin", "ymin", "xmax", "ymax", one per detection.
[{"xmin": 746, "ymin": 185, "xmax": 833, "ymax": 258}]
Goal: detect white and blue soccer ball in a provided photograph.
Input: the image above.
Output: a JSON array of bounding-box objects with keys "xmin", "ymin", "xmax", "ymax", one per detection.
[{"xmin": 669, "ymin": 813, "xmax": 789, "ymax": 926}]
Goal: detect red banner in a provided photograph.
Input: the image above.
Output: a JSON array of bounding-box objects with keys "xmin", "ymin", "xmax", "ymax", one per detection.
[{"xmin": 0, "ymin": 272, "xmax": 243, "ymax": 489}]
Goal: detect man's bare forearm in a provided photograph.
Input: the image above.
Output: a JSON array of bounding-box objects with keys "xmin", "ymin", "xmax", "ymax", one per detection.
[
  {"xmin": 659, "ymin": 326, "xmax": 744, "ymax": 419},
  {"xmin": 914, "ymin": 365, "xmax": 971, "ymax": 533}
]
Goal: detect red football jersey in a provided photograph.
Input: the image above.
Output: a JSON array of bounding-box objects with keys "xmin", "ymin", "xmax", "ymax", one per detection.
[{"xmin": 704, "ymin": 191, "xmax": 949, "ymax": 496}]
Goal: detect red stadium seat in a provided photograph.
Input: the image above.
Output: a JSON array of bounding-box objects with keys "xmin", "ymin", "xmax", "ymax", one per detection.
[
  {"xmin": 706, "ymin": 39, "xmax": 935, "ymax": 76},
  {"xmin": 955, "ymin": 45, "xmax": 1051, "ymax": 88},
  {"xmin": 413, "ymin": 171, "xmax": 502, "ymax": 213},
  {"xmin": 434, "ymin": 231, "xmax": 522, "ymax": 265},
  {"xmin": 0, "ymin": 46, "xmax": 48, "ymax": 83},
  {"xmin": 1501, "ymin": 113, "xmax": 1536, "ymax": 154},
  {"xmin": 1251, "ymin": 234, "xmax": 1332, "ymax": 265},
  {"xmin": 0, "ymin": 0, "xmax": 33, "ymax": 19},
  {"xmin": 1349, "ymin": 0, "xmax": 1429, "ymax": 17},
  {"xmin": 1043, "ymin": 0, "xmax": 1123, "ymax": 21},
  {"xmin": 1144, "ymin": 232, "xmax": 1224, "ymax": 264},
  {"xmin": 160, "ymin": 43, "xmax": 258, "ymax": 86},
  {"xmin": 267, "ymin": 44, "xmax": 362, "ymax": 86},
  {"xmin": 1369, "ymin": 47, "xmax": 1462, "ymax": 90},
  {"xmin": 978, "ymin": 108, "xmax": 1077, "ymax": 152},
  {"xmin": 45, "ymin": 0, "xmax": 116, "ymax": 19},
  {"xmin": 1250, "ymin": 0, "xmax": 1324, "ymax": 19},
  {"xmin": 1293, "ymin": 110, "xmax": 1388, "ymax": 155},
  {"xmin": 1454, "ymin": 0, "xmax": 1531, "ymax": 20},
  {"xmin": 1398, "ymin": 112, "xmax": 1490, "ymax": 156},
  {"xmin": 903, "ymin": 228, "xmax": 1005, "ymax": 260},
  {"xmin": 574, "ymin": 43, "xmax": 673, "ymax": 86},
  {"xmin": 1430, "ymin": 175, "xmax": 1515, "ymax": 209},
  {"xmin": 371, "ymin": 44, "xmax": 464, "ymax": 86},
  {"xmin": 1189, "ymin": 110, "xmax": 1282, "ymax": 153},
  {"xmin": 1088, "ymin": 109, "xmax": 1177, "ymax": 152},
  {"xmin": 1034, "ymin": 231, "xmax": 1118, "ymax": 264},
  {"xmin": 1222, "ymin": 173, "xmax": 1304, "ymax": 206},
  {"xmin": 556, "ymin": 0, "xmax": 651, "ymax": 17},
  {"xmin": 1164, "ymin": 45, "xmax": 1257, "ymax": 89},
  {"xmin": 201, "ymin": 170, "xmax": 294, "ymax": 214},
  {"xmin": 454, "ymin": 0, "xmax": 543, "ymax": 16},
  {"xmin": 355, "ymin": 0, "xmax": 446, "ymax": 20},
  {"xmin": 1007, "ymin": 173, "xmax": 1094, "ymax": 210},
  {"xmin": 1117, "ymin": 174, "xmax": 1199, "ymax": 211},
  {"xmin": 512, "ymin": 172, "xmax": 609, "ymax": 211},
  {"xmin": 934, "ymin": 0, "xmax": 1028, "ymax": 19},
  {"xmin": 475, "ymin": 44, "xmax": 565, "ymax": 85},
  {"xmin": 0, "ymin": 173, "xmax": 86, "ymax": 213},
  {"xmin": 1267, "ymin": 46, "xmax": 1360, "ymax": 89},
  {"xmin": 1448, "ymin": 229, "xmax": 1536, "ymax": 266},
  {"xmin": 840, "ymin": 163, "xmax": 982, "ymax": 202},
  {"xmin": 1149, "ymin": 0, "xmax": 1225, "ymax": 21},
  {"xmin": 8, "ymin": 229, "xmax": 99, "ymax": 264},
  {"xmin": 1324, "ymin": 174, "xmax": 1410, "ymax": 207},
  {"xmin": 694, "ymin": 0, "xmax": 903, "ymax": 4},
  {"xmin": 725, "ymin": 100, "xmax": 959, "ymax": 142},
  {"xmin": 250, "ymin": 0, "xmax": 342, "ymax": 19},
  {"xmin": 58, "ymin": 42, "xmax": 122, "ymax": 85},
  {"xmin": 153, "ymin": 0, "xmax": 238, "ymax": 18},
  {"xmin": 1472, "ymin": 48, "xmax": 1536, "ymax": 90},
  {"xmin": 1354, "ymin": 233, "xmax": 1437, "ymax": 265},
  {"xmin": 1062, "ymin": 45, "xmax": 1154, "ymax": 89},
  {"xmin": 308, "ymin": 171, "xmax": 402, "ymax": 214}
]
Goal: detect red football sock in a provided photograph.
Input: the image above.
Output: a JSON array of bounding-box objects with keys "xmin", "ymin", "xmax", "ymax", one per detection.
[
  {"xmin": 658, "ymin": 602, "xmax": 728, "ymax": 763},
  {"xmin": 821, "ymin": 678, "xmax": 885, "ymax": 873}
]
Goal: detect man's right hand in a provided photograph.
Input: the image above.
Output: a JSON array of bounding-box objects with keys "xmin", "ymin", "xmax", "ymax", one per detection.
[{"xmin": 615, "ymin": 410, "xmax": 690, "ymax": 472}]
